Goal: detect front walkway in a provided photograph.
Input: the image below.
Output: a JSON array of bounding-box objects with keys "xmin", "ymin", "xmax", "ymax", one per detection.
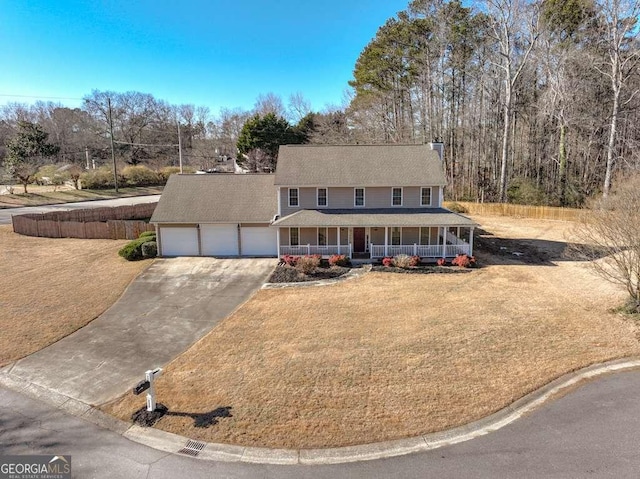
[{"xmin": 4, "ymin": 257, "xmax": 276, "ymax": 405}]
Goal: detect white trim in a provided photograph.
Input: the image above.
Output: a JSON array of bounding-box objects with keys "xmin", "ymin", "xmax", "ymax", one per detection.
[
  {"xmin": 316, "ymin": 187, "xmax": 328, "ymax": 207},
  {"xmin": 420, "ymin": 187, "xmax": 432, "ymax": 207},
  {"xmin": 354, "ymin": 187, "xmax": 365, "ymax": 207},
  {"xmin": 277, "ymin": 187, "xmax": 281, "ymax": 216},
  {"xmin": 288, "ymin": 188, "xmax": 299, "ymax": 207},
  {"xmin": 391, "ymin": 187, "xmax": 403, "ymax": 207}
]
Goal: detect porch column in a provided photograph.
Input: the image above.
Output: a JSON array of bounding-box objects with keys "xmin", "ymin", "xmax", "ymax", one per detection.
[
  {"xmin": 276, "ymin": 227, "xmax": 281, "ymax": 258},
  {"xmin": 337, "ymin": 227, "xmax": 341, "ymax": 255},
  {"xmin": 441, "ymin": 227, "xmax": 446, "ymax": 258},
  {"xmin": 384, "ymin": 227, "xmax": 389, "ymax": 257},
  {"xmin": 469, "ymin": 227, "xmax": 474, "ymax": 256}
]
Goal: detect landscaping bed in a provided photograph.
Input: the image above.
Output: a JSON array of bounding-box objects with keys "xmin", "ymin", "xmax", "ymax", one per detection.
[
  {"xmin": 370, "ymin": 265, "xmax": 470, "ymax": 274},
  {"xmin": 267, "ymin": 264, "xmax": 352, "ymax": 283}
]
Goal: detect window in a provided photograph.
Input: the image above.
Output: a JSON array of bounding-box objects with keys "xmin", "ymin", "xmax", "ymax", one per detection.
[
  {"xmin": 317, "ymin": 188, "xmax": 328, "ymax": 207},
  {"xmin": 421, "ymin": 187, "xmax": 432, "ymax": 206},
  {"xmin": 354, "ymin": 188, "xmax": 365, "ymax": 207},
  {"xmin": 392, "ymin": 187, "xmax": 403, "ymax": 206},
  {"xmin": 420, "ymin": 227, "xmax": 432, "ymax": 245},
  {"xmin": 391, "ymin": 227, "xmax": 401, "ymax": 245},
  {"xmin": 288, "ymin": 188, "xmax": 299, "ymax": 207},
  {"xmin": 318, "ymin": 227, "xmax": 327, "ymax": 246},
  {"xmin": 290, "ymin": 227, "xmax": 299, "ymax": 246}
]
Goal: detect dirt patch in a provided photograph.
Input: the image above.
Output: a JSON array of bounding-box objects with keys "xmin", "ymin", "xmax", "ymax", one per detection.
[
  {"xmin": 0, "ymin": 225, "xmax": 149, "ymax": 366},
  {"xmin": 103, "ymin": 215, "xmax": 640, "ymax": 449}
]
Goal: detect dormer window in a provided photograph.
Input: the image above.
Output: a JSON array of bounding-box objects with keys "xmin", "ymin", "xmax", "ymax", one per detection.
[
  {"xmin": 421, "ymin": 187, "xmax": 432, "ymax": 206},
  {"xmin": 392, "ymin": 187, "xmax": 403, "ymax": 206},
  {"xmin": 317, "ymin": 188, "xmax": 328, "ymax": 207},
  {"xmin": 354, "ymin": 188, "xmax": 365, "ymax": 207},
  {"xmin": 288, "ymin": 188, "xmax": 299, "ymax": 207}
]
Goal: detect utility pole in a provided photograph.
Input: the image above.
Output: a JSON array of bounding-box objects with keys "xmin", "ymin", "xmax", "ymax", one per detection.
[
  {"xmin": 107, "ymin": 97, "xmax": 119, "ymax": 193},
  {"xmin": 177, "ymin": 120, "xmax": 183, "ymax": 174}
]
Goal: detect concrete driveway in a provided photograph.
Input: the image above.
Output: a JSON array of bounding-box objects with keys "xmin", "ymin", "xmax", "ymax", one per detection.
[{"xmin": 6, "ymin": 257, "xmax": 276, "ymax": 405}]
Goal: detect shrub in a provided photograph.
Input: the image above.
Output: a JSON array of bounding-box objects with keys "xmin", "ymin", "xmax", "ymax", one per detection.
[
  {"xmin": 296, "ymin": 255, "xmax": 321, "ymax": 274},
  {"xmin": 447, "ymin": 202, "xmax": 468, "ymax": 213},
  {"xmin": 382, "ymin": 257, "xmax": 394, "ymax": 267},
  {"xmin": 81, "ymin": 167, "xmax": 121, "ymax": 189},
  {"xmin": 410, "ymin": 255, "xmax": 421, "ymax": 267},
  {"xmin": 122, "ymin": 165, "xmax": 161, "ymax": 187},
  {"xmin": 328, "ymin": 254, "xmax": 351, "ymax": 267},
  {"xmin": 158, "ymin": 166, "xmax": 196, "ymax": 183},
  {"xmin": 393, "ymin": 254, "xmax": 413, "ymax": 269},
  {"xmin": 139, "ymin": 231, "xmax": 156, "ymax": 239},
  {"xmin": 436, "ymin": 258, "xmax": 447, "ymax": 266},
  {"xmin": 119, "ymin": 235, "xmax": 156, "ymax": 261},
  {"xmin": 451, "ymin": 254, "xmax": 476, "ymax": 268},
  {"xmin": 141, "ymin": 241, "xmax": 157, "ymax": 258},
  {"xmin": 282, "ymin": 255, "xmax": 299, "ymax": 266}
]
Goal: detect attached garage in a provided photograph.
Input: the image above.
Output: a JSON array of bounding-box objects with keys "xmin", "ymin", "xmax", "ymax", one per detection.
[
  {"xmin": 159, "ymin": 226, "xmax": 199, "ymax": 256},
  {"xmin": 241, "ymin": 226, "xmax": 277, "ymax": 256},
  {"xmin": 200, "ymin": 224, "xmax": 239, "ymax": 256},
  {"xmin": 150, "ymin": 174, "xmax": 278, "ymax": 258}
]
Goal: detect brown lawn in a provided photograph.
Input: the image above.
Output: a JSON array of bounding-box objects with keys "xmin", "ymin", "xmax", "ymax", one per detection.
[
  {"xmin": 0, "ymin": 225, "xmax": 149, "ymax": 366},
  {"xmin": 103, "ymin": 216, "xmax": 640, "ymax": 449}
]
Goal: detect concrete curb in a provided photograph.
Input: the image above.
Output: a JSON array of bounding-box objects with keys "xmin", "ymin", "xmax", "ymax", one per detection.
[
  {"xmin": 2, "ymin": 358, "xmax": 640, "ymax": 465},
  {"xmin": 261, "ymin": 264, "xmax": 371, "ymax": 289}
]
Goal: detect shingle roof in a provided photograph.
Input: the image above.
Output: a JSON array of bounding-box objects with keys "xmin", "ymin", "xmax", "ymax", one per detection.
[
  {"xmin": 271, "ymin": 208, "xmax": 477, "ymax": 228},
  {"xmin": 274, "ymin": 144, "xmax": 446, "ymax": 187},
  {"xmin": 150, "ymin": 174, "xmax": 277, "ymax": 224}
]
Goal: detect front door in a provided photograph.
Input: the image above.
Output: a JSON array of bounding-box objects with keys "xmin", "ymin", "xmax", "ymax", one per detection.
[{"xmin": 353, "ymin": 227, "xmax": 366, "ymax": 253}]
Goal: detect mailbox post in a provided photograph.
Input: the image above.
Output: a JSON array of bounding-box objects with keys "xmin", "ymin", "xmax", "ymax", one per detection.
[{"xmin": 132, "ymin": 368, "xmax": 162, "ymax": 412}]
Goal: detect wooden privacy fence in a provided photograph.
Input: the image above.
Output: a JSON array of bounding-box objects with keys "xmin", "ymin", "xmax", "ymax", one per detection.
[
  {"xmin": 444, "ymin": 202, "xmax": 583, "ymax": 221},
  {"xmin": 12, "ymin": 203, "xmax": 157, "ymax": 240}
]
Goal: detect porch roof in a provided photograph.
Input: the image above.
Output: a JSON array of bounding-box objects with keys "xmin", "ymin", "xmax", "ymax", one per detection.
[{"xmin": 272, "ymin": 208, "xmax": 477, "ymax": 228}]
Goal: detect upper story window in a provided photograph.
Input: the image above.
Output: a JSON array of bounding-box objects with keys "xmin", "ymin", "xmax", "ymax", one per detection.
[
  {"xmin": 421, "ymin": 187, "xmax": 432, "ymax": 206},
  {"xmin": 317, "ymin": 188, "xmax": 328, "ymax": 207},
  {"xmin": 392, "ymin": 187, "xmax": 403, "ymax": 206},
  {"xmin": 354, "ymin": 188, "xmax": 365, "ymax": 207},
  {"xmin": 288, "ymin": 188, "xmax": 299, "ymax": 207}
]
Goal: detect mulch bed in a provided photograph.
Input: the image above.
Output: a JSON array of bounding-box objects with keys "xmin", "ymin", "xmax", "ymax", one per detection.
[
  {"xmin": 268, "ymin": 264, "xmax": 352, "ymax": 283},
  {"xmin": 370, "ymin": 265, "xmax": 472, "ymax": 274}
]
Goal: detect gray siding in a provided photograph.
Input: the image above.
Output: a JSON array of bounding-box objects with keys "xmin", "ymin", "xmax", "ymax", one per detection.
[{"xmin": 279, "ymin": 186, "xmax": 442, "ymax": 215}]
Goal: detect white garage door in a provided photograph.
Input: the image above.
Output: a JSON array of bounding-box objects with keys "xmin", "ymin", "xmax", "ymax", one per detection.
[
  {"xmin": 200, "ymin": 224, "xmax": 239, "ymax": 256},
  {"xmin": 241, "ymin": 227, "xmax": 277, "ymax": 256},
  {"xmin": 160, "ymin": 227, "xmax": 199, "ymax": 256}
]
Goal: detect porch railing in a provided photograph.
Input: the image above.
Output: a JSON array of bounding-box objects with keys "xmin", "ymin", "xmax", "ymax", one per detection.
[
  {"xmin": 280, "ymin": 244, "xmax": 352, "ymax": 257},
  {"xmin": 370, "ymin": 243, "xmax": 470, "ymax": 258}
]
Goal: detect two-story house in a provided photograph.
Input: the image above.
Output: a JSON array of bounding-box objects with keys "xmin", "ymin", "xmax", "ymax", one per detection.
[{"xmin": 150, "ymin": 143, "xmax": 476, "ymax": 260}]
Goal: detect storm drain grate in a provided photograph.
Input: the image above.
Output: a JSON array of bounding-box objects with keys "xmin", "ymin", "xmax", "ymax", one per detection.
[{"xmin": 178, "ymin": 439, "xmax": 207, "ymax": 457}]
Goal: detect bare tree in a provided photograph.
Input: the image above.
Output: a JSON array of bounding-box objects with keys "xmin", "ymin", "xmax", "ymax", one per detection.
[
  {"xmin": 288, "ymin": 92, "xmax": 312, "ymax": 123},
  {"xmin": 594, "ymin": 0, "xmax": 640, "ymax": 197},
  {"xmin": 571, "ymin": 174, "xmax": 640, "ymax": 311},
  {"xmin": 253, "ymin": 92, "xmax": 287, "ymax": 118},
  {"xmin": 484, "ymin": 0, "xmax": 540, "ymax": 202}
]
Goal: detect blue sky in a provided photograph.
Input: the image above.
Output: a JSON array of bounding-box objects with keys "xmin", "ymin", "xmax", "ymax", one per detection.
[{"xmin": 0, "ymin": 0, "xmax": 409, "ymax": 115}]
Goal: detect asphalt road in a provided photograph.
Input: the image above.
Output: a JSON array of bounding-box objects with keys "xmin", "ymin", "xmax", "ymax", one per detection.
[
  {"xmin": 0, "ymin": 195, "xmax": 161, "ymax": 224},
  {"xmin": 2, "ymin": 369, "xmax": 640, "ymax": 478}
]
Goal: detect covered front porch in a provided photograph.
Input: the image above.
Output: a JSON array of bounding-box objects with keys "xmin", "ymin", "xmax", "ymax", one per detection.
[
  {"xmin": 272, "ymin": 208, "xmax": 477, "ymax": 261},
  {"xmin": 277, "ymin": 225, "xmax": 473, "ymax": 260}
]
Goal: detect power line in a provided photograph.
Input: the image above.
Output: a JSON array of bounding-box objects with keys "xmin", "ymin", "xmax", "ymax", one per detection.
[{"xmin": 0, "ymin": 94, "xmax": 84, "ymax": 101}]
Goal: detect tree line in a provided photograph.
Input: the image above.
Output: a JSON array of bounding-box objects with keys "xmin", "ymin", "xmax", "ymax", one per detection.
[{"xmin": 2, "ymin": 0, "xmax": 639, "ymax": 205}]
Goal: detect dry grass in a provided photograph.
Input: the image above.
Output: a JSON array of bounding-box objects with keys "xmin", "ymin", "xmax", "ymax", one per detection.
[
  {"xmin": 0, "ymin": 186, "xmax": 163, "ymax": 208},
  {"xmin": 0, "ymin": 225, "xmax": 149, "ymax": 366},
  {"xmin": 104, "ymin": 216, "xmax": 640, "ymax": 449}
]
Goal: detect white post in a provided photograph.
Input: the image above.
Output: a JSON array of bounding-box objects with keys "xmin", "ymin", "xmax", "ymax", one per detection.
[
  {"xmin": 276, "ymin": 228, "xmax": 281, "ymax": 258},
  {"xmin": 384, "ymin": 227, "xmax": 389, "ymax": 257},
  {"xmin": 414, "ymin": 243, "xmax": 417, "ymax": 256},
  {"xmin": 307, "ymin": 244, "xmax": 311, "ymax": 255},
  {"xmin": 349, "ymin": 243, "xmax": 352, "ymax": 257},
  {"xmin": 442, "ymin": 227, "xmax": 447, "ymax": 258},
  {"xmin": 337, "ymin": 228, "xmax": 341, "ymax": 255},
  {"xmin": 469, "ymin": 227, "xmax": 474, "ymax": 256},
  {"xmin": 145, "ymin": 368, "xmax": 162, "ymax": 412}
]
